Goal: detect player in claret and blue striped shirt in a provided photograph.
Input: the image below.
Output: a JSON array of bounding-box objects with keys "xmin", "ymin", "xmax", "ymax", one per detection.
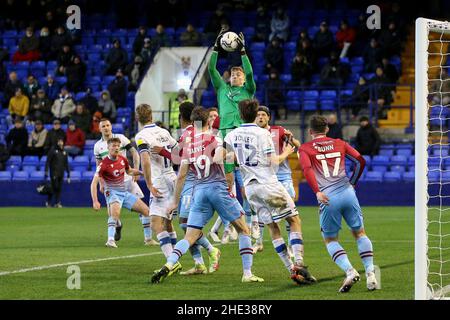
[{"xmin": 298, "ymin": 115, "xmax": 378, "ymax": 293}]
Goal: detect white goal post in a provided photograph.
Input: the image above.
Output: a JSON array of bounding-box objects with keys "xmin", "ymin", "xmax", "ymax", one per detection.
[{"xmin": 415, "ymin": 17, "xmax": 450, "ymax": 300}]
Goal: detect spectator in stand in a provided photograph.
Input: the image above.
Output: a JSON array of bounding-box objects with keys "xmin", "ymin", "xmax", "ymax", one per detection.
[
  {"xmin": 169, "ymin": 89, "xmax": 191, "ymax": 130},
  {"xmin": 180, "ymin": 23, "xmax": 201, "ymax": 46},
  {"xmin": 290, "ymin": 52, "xmax": 312, "ymax": 87},
  {"xmin": 88, "ymin": 111, "xmax": 103, "ymax": 140},
  {"xmin": 347, "ymin": 76, "xmax": 370, "ymax": 119},
  {"xmin": 378, "ymin": 21, "xmax": 402, "ymax": 58},
  {"xmin": 51, "ymin": 87, "xmax": 75, "ymax": 123},
  {"xmin": 140, "ymin": 38, "xmax": 153, "ymax": 65},
  {"xmin": 45, "ymin": 138, "xmax": 70, "ymax": 208},
  {"xmin": 51, "ymin": 26, "xmax": 72, "ymax": 59},
  {"xmin": 363, "ymin": 38, "xmax": 383, "ymax": 73},
  {"xmin": 313, "ymin": 21, "xmax": 335, "ymax": 58},
  {"xmin": 23, "ymin": 75, "xmax": 40, "ymax": 99},
  {"xmin": 204, "ymin": 6, "xmax": 230, "ymax": 42},
  {"xmin": 39, "ymin": 26, "xmax": 52, "ymax": 61},
  {"xmin": 4, "ymin": 71, "xmax": 24, "ymax": 103},
  {"xmin": 326, "ymin": 114, "xmax": 343, "ymax": 140},
  {"xmin": 335, "ymin": 20, "xmax": 356, "ymax": 58},
  {"xmin": 57, "ymin": 44, "xmax": 75, "ymax": 76},
  {"xmin": 319, "ymin": 51, "xmax": 350, "ymax": 87},
  {"xmin": 298, "ymin": 39, "xmax": 317, "ymax": 72},
  {"xmin": 64, "ymin": 120, "xmax": 85, "ymax": 156},
  {"xmin": 44, "ymin": 119, "xmax": 66, "ymax": 153},
  {"xmin": 44, "ymin": 11, "xmax": 59, "ymax": 35},
  {"xmin": 97, "ymin": 91, "xmax": 117, "ymax": 122},
  {"xmin": 369, "ymin": 66, "xmax": 394, "ymax": 119},
  {"xmin": 295, "ymin": 29, "xmax": 311, "ymax": 52},
  {"xmin": 264, "ymin": 37, "xmax": 284, "ymax": 74},
  {"xmin": 381, "ymin": 57, "xmax": 399, "ymax": 84},
  {"xmin": 133, "ymin": 26, "xmax": 148, "ymax": 56},
  {"xmin": 43, "ymin": 74, "xmax": 60, "ymax": 101},
  {"xmin": 105, "ymin": 39, "xmax": 128, "ymax": 75},
  {"xmin": 152, "ymin": 24, "xmax": 171, "ymax": 48},
  {"xmin": 65, "ymin": 55, "xmax": 86, "ymax": 92},
  {"xmin": 0, "ymin": 47, "xmax": 8, "ymax": 65},
  {"xmin": 29, "ymin": 89, "xmax": 52, "ymax": 123},
  {"xmin": 13, "ymin": 27, "xmax": 40, "ymax": 63},
  {"xmin": 253, "ymin": 5, "xmax": 271, "ymax": 42},
  {"xmin": 6, "ymin": 118, "xmax": 28, "ymax": 157},
  {"xmin": 0, "ymin": 63, "xmax": 5, "ymax": 93},
  {"xmin": 264, "ymin": 69, "xmax": 285, "ymax": 119},
  {"xmin": 126, "ymin": 56, "xmax": 145, "ymax": 92},
  {"xmin": 70, "ymin": 103, "xmax": 91, "ymax": 135},
  {"xmin": 355, "ymin": 116, "xmax": 381, "ymax": 156},
  {"xmin": 107, "ymin": 69, "xmax": 128, "ymax": 107},
  {"xmin": 269, "ymin": 7, "xmax": 290, "ymax": 42},
  {"xmin": 8, "ymin": 88, "xmax": 29, "ymax": 124},
  {"xmin": 79, "ymin": 87, "xmax": 99, "ymax": 115},
  {"xmin": 27, "ymin": 120, "xmax": 47, "ymax": 157}
]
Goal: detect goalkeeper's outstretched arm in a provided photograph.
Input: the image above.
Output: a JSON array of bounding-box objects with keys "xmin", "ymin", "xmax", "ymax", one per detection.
[
  {"xmin": 208, "ymin": 28, "xmax": 227, "ymax": 91},
  {"xmin": 236, "ymin": 32, "xmax": 256, "ymax": 95}
]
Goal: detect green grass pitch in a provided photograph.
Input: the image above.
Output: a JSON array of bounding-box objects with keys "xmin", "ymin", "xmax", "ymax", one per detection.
[{"xmin": 0, "ymin": 206, "xmax": 413, "ymax": 300}]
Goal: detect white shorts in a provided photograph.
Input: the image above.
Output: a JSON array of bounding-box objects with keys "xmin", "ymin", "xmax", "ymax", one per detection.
[
  {"xmin": 245, "ymin": 181, "xmax": 298, "ymax": 225},
  {"xmin": 124, "ymin": 174, "xmax": 144, "ymax": 198},
  {"xmin": 149, "ymin": 173, "xmax": 176, "ymax": 220}
]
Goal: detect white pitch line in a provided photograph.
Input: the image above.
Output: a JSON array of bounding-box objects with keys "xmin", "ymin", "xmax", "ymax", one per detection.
[{"xmin": 0, "ymin": 251, "xmax": 163, "ymax": 277}]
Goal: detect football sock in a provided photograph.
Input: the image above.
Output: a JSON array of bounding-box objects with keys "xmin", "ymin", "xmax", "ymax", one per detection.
[
  {"xmin": 140, "ymin": 215, "xmax": 152, "ymax": 240},
  {"xmin": 357, "ymin": 236, "xmax": 374, "ymax": 273},
  {"xmin": 189, "ymin": 244, "xmax": 204, "ymax": 265},
  {"xmin": 289, "ymin": 232, "xmax": 304, "ymax": 266},
  {"xmin": 326, "ymin": 241, "xmax": 353, "ymax": 273},
  {"xmin": 272, "ymin": 238, "xmax": 292, "ymax": 271},
  {"xmin": 239, "ymin": 234, "xmax": 253, "ymax": 277},
  {"xmin": 211, "ymin": 217, "xmax": 222, "ymax": 234},
  {"xmin": 257, "ymin": 222, "xmax": 265, "ymax": 245},
  {"xmin": 243, "ymin": 199, "xmax": 252, "ymax": 227},
  {"xmin": 167, "ymin": 239, "xmax": 190, "ymax": 267},
  {"xmin": 169, "ymin": 231, "xmax": 177, "ymax": 246},
  {"xmin": 107, "ymin": 216, "xmax": 116, "ymax": 241},
  {"xmin": 157, "ymin": 231, "xmax": 173, "ymax": 258},
  {"xmin": 196, "ymin": 234, "xmax": 214, "ymax": 254}
]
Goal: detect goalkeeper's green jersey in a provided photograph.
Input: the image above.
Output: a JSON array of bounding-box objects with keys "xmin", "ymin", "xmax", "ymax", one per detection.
[{"xmin": 208, "ymin": 51, "xmax": 256, "ymax": 130}]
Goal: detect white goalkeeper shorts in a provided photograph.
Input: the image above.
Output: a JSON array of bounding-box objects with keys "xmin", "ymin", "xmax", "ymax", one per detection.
[{"xmin": 245, "ymin": 180, "xmax": 298, "ymax": 225}]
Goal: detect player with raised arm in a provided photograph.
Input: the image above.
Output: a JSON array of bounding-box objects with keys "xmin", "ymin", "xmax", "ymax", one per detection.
[
  {"xmin": 134, "ymin": 104, "xmax": 182, "ymax": 274},
  {"xmin": 151, "ymin": 106, "xmax": 263, "ymax": 284},
  {"xmin": 225, "ymin": 99, "xmax": 316, "ymax": 285},
  {"xmin": 254, "ymin": 106, "xmax": 300, "ymax": 254},
  {"xmin": 152, "ymin": 102, "xmax": 221, "ymax": 275},
  {"xmin": 93, "ymin": 118, "xmax": 156, "ymax": 246},
  {"xmin": 90, "ymin": 137, "xmax": 150, "ymax": 248},
  {"xmin": 298, "ymin": 115, "xmax": 377, "ymax": 293}
]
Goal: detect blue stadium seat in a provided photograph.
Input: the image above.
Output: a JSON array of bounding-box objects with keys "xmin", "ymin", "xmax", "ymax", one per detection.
[
  {"xmin": 320, "ymin": 90, "xmax": 337, "ymax": 99},
  {"xmin": 379, "ymin": 149, "xmax": 394, "ymax": 157},
  {"xmin": 112, "ymin": 123, "xmax": 124, "ymax": 133},
  {"xmin": 397, "ymin": 149, "xmax": 412, "ymax": 157},
  {"xmin": 304, "ymin": 90, "xmax": 319, "ymax": 100},
  {"xmin": 364, "ymin": 171, "xmax": 383, "ymax": 182},
  {"xmin": 320, "ymin": 100, "xmax": 335, "ymax": 111},
  {"xmin": 5, "ymin": 164, "xmax": 20, "ymax": 173},
  {"xmin": 250, "ymin": 42, "xmax": 265, "ymax": 51},
  {"xmin": 408, "ymin": 155, "xmax": 415, "ymax": 166},
  {"xmin": 67, "ymin": 171, "xmax": 81, "ymax": 182},
  {"xmin": 73, "ymin": 155, "xmax": 89, "ymax": 166},
  {"xmin": 22, "ymin": 165, "xmax": 37, "ymax": 173},
  {"xmin": 390, "ymin": 165, "xmax": 406, "ymax": 173},
  {"xmin": 0, "ymin": 171, "xmax": 12, "ymax": 181},
  {"xmin": 85, "ymin": 140, "xmax": 97, "ymax": 148},
  {"xmin": 384, "ymin": 171, "xmax": 401, "ymax": 182},
  {"xmin": 371, "ymin": 155, "xmax": 389, "ymax": 166},
  {"xmin": 380, "ymin": 144, "xmax": 395, "ymax": 150},
  {"xmin": 432, "ymin": 148, "xmax": 449, "ymax": 157},
  {"xmin": 351, "ymin": 57, "xmax": 364, "ymax": 66},
  {"xmin": 13, "ymin": 171, "xmax": 29, "ymax": 181},
  {"xmin": 29, "ymin": 171, "xmax": 45, "ymax": 181},
  {"xmin": 402, "ymin": 171, "xmax": 415, "ymax": 182},
  {"xmin": 22, "ymin": 156, "xmax": 39, "ymax": 166},
  {"xmin": 286, "ymin": 100, "xmax": 301, "ymax": 111},
  {"xmin": 428, "ymin": 171, "xmax": 440, "ymax": 183},
  {"xmin": 362, "ymin": 155, "xmax": 371, "ymax": 167},
  {"xmin": 390, "ymin": 155, "xmax": 407, "ymax": 166},
  {"xmin": 372, "ymin": 166, "xmax": 388, "ymax": 174},
  {"xmin": 303, "ymin": 100, "xmax": 318, "ymax": 111},
  {"xmin": 280, "ymin": 74, "xmax": 292, "ymax": 83},
  {"xmin": 81, "ymin": 171, "xmax": 96, "ymax": 181},
  {"xmin": 442, "ymin": 171, "xmax": 450, "ymax": 182},
  {"xmin": 6, "ymin": 155, "xmax": 22, "ymax": 167}
]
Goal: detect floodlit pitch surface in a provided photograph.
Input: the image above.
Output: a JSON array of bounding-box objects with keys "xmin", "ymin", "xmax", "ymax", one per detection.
[{"xmin": 0, "ymin": 207, "xmax": 413, "ymax": 300}]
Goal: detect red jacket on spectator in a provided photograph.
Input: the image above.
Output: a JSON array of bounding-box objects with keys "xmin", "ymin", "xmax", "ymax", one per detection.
[
  {"xmin": 65, "ymin": 127, "xmax": 85, "ymax": 149},
  {"xmin": 336, "ymin": 27, "xmax": 356, "ymax": 49}
]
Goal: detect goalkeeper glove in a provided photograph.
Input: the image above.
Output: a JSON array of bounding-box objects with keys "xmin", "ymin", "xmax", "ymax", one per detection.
[
  {"xmin": 236, "ymin": 32, "xmax": 246, "ymax": 54},
  {"xmin": 214, "ymin": 27, "xmax": 227, "ymax": 51}
]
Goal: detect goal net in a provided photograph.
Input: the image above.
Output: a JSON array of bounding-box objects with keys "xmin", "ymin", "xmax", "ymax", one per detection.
[{"xmin": 416, "ymin": 18, "xmax": 450, "ymax": 300}]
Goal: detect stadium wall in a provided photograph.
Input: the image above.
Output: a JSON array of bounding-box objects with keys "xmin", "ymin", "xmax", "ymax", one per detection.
[{"xmin": 0, "ymin": 181, "xmax": 416, "ymax": 207}]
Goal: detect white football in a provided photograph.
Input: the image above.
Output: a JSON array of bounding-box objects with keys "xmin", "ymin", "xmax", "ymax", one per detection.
[{"xmin": 220, "ymin": 31, "xmax": 239, "ymax": 52}]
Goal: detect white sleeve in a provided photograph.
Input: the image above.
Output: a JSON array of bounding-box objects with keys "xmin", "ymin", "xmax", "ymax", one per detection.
[
  {"xmin": 93, "ymin": 142, "xmax": 101, "ymax": 160},
  {"xmin": 118, "ymin": 134, "xmax": 131, "ymax": 147},
  {"xmin": 262, "ymin": 131, "xmax": 275, "ymax": 155},
  {"xmin": 135, "ymin": 133, "xmax": 151, "ymax": 153}
]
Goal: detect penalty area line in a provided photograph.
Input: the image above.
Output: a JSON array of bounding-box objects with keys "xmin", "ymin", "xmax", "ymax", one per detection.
[{"xmin": 0, "ymin": 251, "xmax": 163, "ymax": 277}]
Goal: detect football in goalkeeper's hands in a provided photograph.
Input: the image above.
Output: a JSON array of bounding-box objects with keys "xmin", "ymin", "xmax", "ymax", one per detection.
[{"xmin": 220, "ymin": 31, "xmax": 239, "ymax": 52}]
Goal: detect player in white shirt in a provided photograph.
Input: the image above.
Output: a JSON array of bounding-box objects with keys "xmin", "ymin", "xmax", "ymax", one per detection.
[
  {"xmin": 135, "ymin": 104, "xmax": 181, "ymax": 274},
  {"xmin": 93, "ymin": 118, "xmax": 157, "ymax": 246},
  {"xmin": 225, "ymin": 99, "xmax": 316, "ymax": 285}
]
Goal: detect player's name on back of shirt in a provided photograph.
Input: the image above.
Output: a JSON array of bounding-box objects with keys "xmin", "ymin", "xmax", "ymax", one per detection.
[{"xmin": 232, "ymin": 135, "xmax": 255, "ymax": 144}]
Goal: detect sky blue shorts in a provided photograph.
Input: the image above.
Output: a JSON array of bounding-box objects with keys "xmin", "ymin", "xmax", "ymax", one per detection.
[
  {"xmin": 105, "ymin": 189, "xmax": 138, "ymax": 211},
  {"xmin": 179, "ymin": 180, "xmax": 194, "ymax": 219}
]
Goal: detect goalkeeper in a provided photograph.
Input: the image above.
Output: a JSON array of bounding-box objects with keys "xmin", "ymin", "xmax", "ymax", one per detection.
[{"xmin": 208, "ymin": 28, "xmax": 256, "ymax": 188}]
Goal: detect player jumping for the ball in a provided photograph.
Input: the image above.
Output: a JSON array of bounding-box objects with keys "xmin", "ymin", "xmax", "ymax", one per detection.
[{"xmin": 298, "ymin": 115, "xmax": 378, "ymax": 293}]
